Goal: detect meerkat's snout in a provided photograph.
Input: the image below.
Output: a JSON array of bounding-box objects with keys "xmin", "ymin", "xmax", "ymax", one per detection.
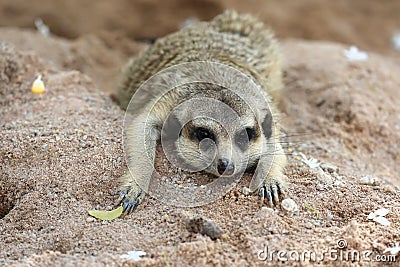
[{"xmin": 217, "ymin": 158, "xmax": 234, "ymax": 175}]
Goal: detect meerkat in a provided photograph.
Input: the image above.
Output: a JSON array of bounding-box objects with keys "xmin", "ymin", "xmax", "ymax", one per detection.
[{"xmin": 116, "ymin": 10, "xmax": 287, "ymax": 213}]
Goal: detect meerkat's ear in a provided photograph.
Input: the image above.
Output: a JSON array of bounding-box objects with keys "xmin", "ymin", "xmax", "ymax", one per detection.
[
  {"xmin": 161, "ymin": 113, "xmax": 183, "ymax": 141},
  {"xmin": 261, "ymin": 113, "xmax": 273, "ymax": 140}
]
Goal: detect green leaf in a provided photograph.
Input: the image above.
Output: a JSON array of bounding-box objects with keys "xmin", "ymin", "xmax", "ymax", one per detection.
[{"xmin": 88, "ymin": 205, "xmax": 123, "ymax": 220}]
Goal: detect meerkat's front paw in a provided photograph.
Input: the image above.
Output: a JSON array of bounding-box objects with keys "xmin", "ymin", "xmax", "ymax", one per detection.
[
  {"xmin": 118, "ymin": 189, "xmax": 144, "ymax": 214},
  {"xmin": 116, "ymin": 187, "xmax": 144, "ymax": 214},
  {"xmin": 116, "ymin": 175, "xmax": 145, "ymax": 214},
  {"xmin": 258, "ymin": 175, "xmax": 286, "ymax": 208}
]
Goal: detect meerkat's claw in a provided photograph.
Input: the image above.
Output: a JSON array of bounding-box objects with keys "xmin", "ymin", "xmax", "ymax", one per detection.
[
  {"xmin": 277, "ymin": 183, "xmax": 285, "ymax": 196},
  {"xmin": 259, "ymin": 180, "xmax": 285, "ymax": 207},
  {"xmin": 259, "ymin": 187, "xmax": 265, "ymax": 202},
  {"xmin": 115, "ymin": 190, "xmax": 128, "ymax": 206},
  {"xmin": 122, "ymin": 195, "xmax": 140, "ymax": 214},
  {"xmin": 116, "ymin": 188, "xmax": 144, "ymax": 214}
]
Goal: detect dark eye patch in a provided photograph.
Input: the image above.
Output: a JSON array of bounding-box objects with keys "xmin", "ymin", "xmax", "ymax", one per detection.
[
  {"xmin": 245, "ymin": 127, "xmax": 256, "ymax": 141},
  {"xmin": 192, "ymin": 127, "xmax": 215, "ymax": 142},
  {"xmin": 161, "ymin": 113, "xmax": 182, "ymax": 141},
  {"xmin": 261, "ymin": 114, "xmax": 272, "ymax": 139},
  {"xmin": 235, "ymin": 127, "xmax": 256, "ymax": 151}
]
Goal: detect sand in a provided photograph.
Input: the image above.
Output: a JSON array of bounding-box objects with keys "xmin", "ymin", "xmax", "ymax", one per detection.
[{"xmin": 1, "ymin": 1, "xmax": 400, "ymax": 266}]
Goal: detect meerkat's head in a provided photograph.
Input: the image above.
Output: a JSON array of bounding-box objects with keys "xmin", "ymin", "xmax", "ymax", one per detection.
[{"xmin": 161, "ymin": 87, "xmax": 275, "ymax": 177}]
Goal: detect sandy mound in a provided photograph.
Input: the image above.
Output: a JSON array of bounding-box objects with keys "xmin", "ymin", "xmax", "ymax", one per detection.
[
  {"xmin": 1, "ymin": 0, "xmax": 400, "ymax": 55},
  {"xmin": 281, "ymin": 40, "xmax": 400, "ymax": 187},
  {"xmin": 1, "ymin": 38, "xmax": 399, "ymax": 266},
  {"xmin": 0, "ymin": 27, "xmax": 146, "ymax": 94}
]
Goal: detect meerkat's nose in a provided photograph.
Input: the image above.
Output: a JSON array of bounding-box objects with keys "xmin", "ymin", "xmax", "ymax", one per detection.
[{"xmin": 217, "ymin": 158, "xmax": 235, "ymax": 175}]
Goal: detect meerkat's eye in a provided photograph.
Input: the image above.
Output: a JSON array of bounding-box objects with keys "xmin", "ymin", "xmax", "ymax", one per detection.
[
  {"xmin": 245, "ymin": 127, "xmax": 256, "ymax": 141},
  {"xmin": 235, "ymin": 127, "xmax": 256, "ymax": 150},
  {"xmin": 193, "ymin": 127, "xmax": 215, "ymax": 142}
]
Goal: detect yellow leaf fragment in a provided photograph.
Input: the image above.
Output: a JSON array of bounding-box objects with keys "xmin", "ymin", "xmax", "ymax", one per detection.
[
  {"xmin": 163, "ymin": 214, "xmax": 169, "ymax": 221},
  {"xmin": 88, "ymin": 205, "xmax": 123, "ymax": 221},
  {"xmin": 31, "ymin": 75, "xmax": 46, "ymax": 94}
]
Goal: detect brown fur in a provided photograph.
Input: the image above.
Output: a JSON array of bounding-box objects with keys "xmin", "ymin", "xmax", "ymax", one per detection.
[{"xmin": 116, "ymin": 10, "xmax": 287, "ymax": 212}]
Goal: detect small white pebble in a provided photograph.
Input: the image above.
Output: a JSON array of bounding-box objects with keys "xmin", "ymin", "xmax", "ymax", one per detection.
[
  {"xmin": 320, "ymin": 162, "xmax": 339, "ymax": 173},
  {"xmin": 359, "ymin": 176, "xmax": 381, "ymax": 186},
  {"xmin": 180, "ymin": 17, "xmax": 200, "ymax": 29},
  {"xmin": 368, "ymin": 208, "xmax": 390, "ymax": 219},
  {"xmin": 333, "ymin": 180, "xmax": 346, "ymax": 187},
  {"xmin": 120, "ymin": 251, "xmax": 146, "ymax": 261},
  {"xmin": 373, "ymin": 216, "xmax": 390, "ymax": 226},
  {"xmin": 383, "ymin": 243, "xmax": 400, "ymax": 256},
  {"xmin": 298, "ymin": 152, "xmax": 320, "ymax": 169},
  {"xmin": 260, "ymin": 206, "xmax": 274, "ymax": 214},
  {"xmin": 86, "ymin": 217, "xmax": 95, "ymax": 223},
  {"xmin": 316, "ymin": 169, "xmax": 333, "ymax": 184},
  {"xmin": 281, "ymin": 198, "xmax": 299, "ymax": 213},
  {"xmin": 343, "ymin": 46, "xmax": 368, "ymax": 61},
  {"xmin": 367, "ymin": 208, "xmax": 391, "ymax": 226},
  {"xmin": 34, "ymin": 17, "xmax": 50, "ymax": 37},
  {"xmin": 367, "ymin": 212, "xmax": 376, "ymax": 220},
  {"xmin": 242, "ymin": 187, "xmax": 251, "ymax": 196},
  {"xmin": 374, "ymin": 208, "xmax": 390, "ymax": 217},
  {"xmin": 304, "ymin": 222, "xmax": 314, "ymax": 229},
  {"xmin": 392, "ymin": 33, "xmax": 400, "ymax": 51}
]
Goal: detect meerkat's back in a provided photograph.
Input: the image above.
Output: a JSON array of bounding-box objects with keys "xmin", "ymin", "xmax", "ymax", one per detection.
[{"xmin": 117, "ymin": 10, "xmax": 283, "ymax": 110}]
